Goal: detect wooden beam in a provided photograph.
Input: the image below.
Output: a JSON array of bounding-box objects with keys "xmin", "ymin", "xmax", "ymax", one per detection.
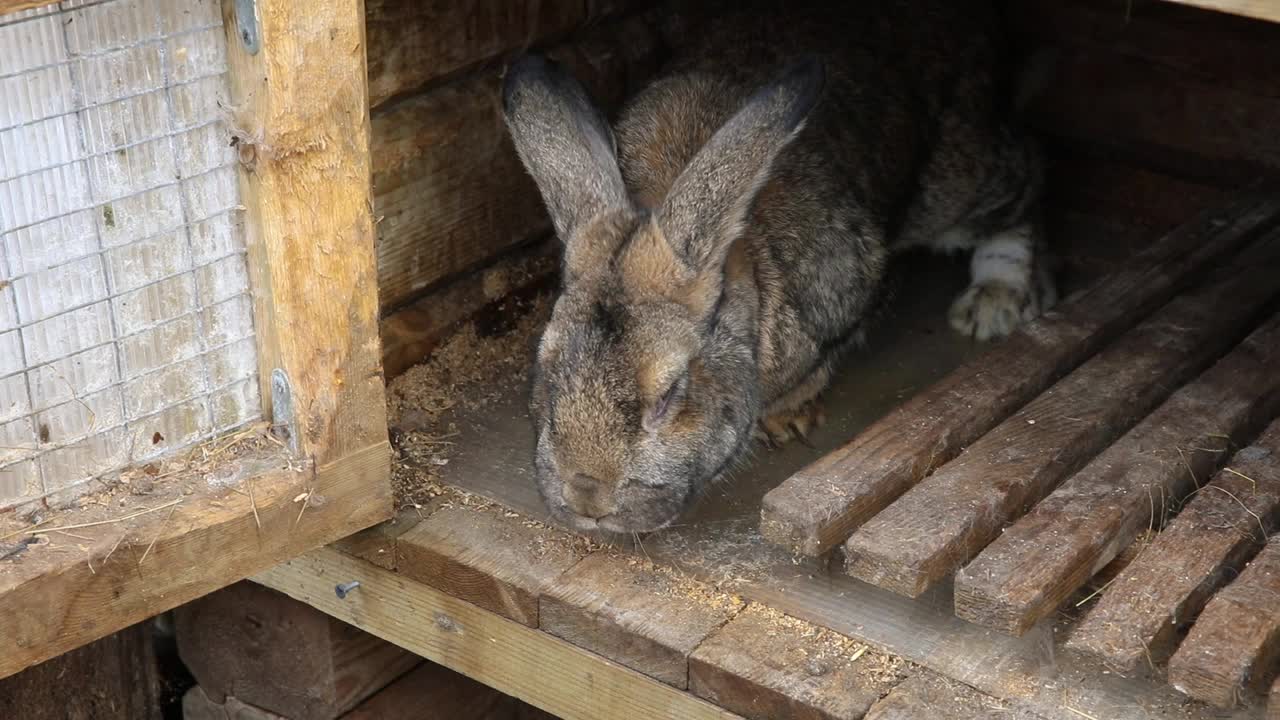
[
  {"xmin": 1168, "ymin": 536, "xmax": 1280, "ymax": 707},
  {"xmin": 540, "ymin": 553, "xmax": 745, "ymax": 688},
  {"xmin": 222, "ymin": 0, "xmax": 389, "ymax": 464},
  {"xmin": 370, "ymin": 14, "xmax": 665, "ymax": 315},
  {"xmin": 759, "ymin": 189, "xmax": 1280, "ymax": 558},
  {"xmin": 174, "ymin": 581, "xmax": 419, "ymax": 720},
  {"xmin": 1066, "ymin": 417, "xmax": 1280, "ymax": 673},
  {"xmin": 955, "ymin": 308, "xmax": 1280, "ymax": 634},
  {"xmin": 0, "ymin": 622, "xmax": 162, "ymax": 720},
  {"xmin": 395, "ymin": 504, "xmax": 589, "ymax": 627},
  {"xmin": 253, "ymin": 547, "xmax": 743, "ymax": 720},
  {"xmin": 844, "ymin": 232, "xmax": 1280, "ymax": 598},
  {"xmin": 688, "ymin": 605, "xmax": 895, "ymax": 720},
  {"xmin": 0, "ymin": 0, "xmax": 55, "ymax": 17},
  {"xmin": 1159, "ymin": 0, "xmax": 1280, "ymax": 24},
  {"xmin": 0, "ymin": 441, "xmax": 391, "ymax": 680}
]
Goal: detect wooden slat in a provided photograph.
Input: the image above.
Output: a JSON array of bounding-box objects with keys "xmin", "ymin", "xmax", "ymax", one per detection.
[
  {"xmin": 365, "ymin": 0, "xmax": 588, "ymax": 109},
  {"xmin": 540, "ymin": 553, "xmax": 744, "ymax": 688},
  {"xmin": 759, "ymin": 190, "xmax": 1280, "ymax": 558},
  {"xmin": 370, "ymin": 14, "xmax": 664, "ymax": 314},
  {"xmin": 222, "ymin": 0, "xmax": 389, "ymax": 463},
  {"xmin": 844, "ymin": 233, "xmax": 1280, "ymax": 598},
  {"xmin": 1168, "ymin": 536, "xmax": 1280, "ymax": 707},
  {"xmin": 1160, "ymin": 0, "xmax": 1280, "ymax": 24},
  {"xmin": 254, "ymin": 547, "xmax": 742, "ymax": 720},
  {"xmin": 1066, "ymin": 417, "xmax": 1280, "ymax": 673},
  {"xmin": 955, "ymin": 307, "xmax": 1280, "ymax": 634},
  {"xmin": 0, "ymin": 441, "xmax": 391, "ymax": 680},
  {"xmin": 687, "ymin": 605, "xmax": 894, "ymax": 720},
  {"xmin": 174, "ymin": 581, "xmax": 418, "ymax": 720},
  {"xmin": 395, "ymin": 505, "xmax": 589, "ymax": 627}
]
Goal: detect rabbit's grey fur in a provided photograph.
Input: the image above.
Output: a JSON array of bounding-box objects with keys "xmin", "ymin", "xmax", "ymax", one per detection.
[{"xmin": 502, "ymin": 0, "xmax": 1055, "ymax": 533}]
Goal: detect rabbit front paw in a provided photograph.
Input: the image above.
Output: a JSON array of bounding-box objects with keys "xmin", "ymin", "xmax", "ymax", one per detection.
[
  {"xmin": 948, "ymin": 280, "xmax": 1036, "ymax": 341},
  {"xmin": 755, "ymin": 399, "xmax": 826, "ymax": 449}
]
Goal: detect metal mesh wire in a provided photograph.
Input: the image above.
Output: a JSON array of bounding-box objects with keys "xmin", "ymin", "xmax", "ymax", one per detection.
[{"xmin": 0, "ymin": 0, "xmax": 261, "ymax": 511}]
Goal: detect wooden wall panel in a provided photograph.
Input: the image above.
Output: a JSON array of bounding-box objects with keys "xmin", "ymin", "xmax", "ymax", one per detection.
[
  {"xmin": 1006, "ymin": 0, "xmax": 1280, "ymax": 186},
  {"xmin": 370, "ymin": 14, "xmax": 667, "ymax": 314}
]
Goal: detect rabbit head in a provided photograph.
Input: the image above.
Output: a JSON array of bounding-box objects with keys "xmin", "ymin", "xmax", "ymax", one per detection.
[{"xmin": 502, "ymin": 54, "xmax": 823, "ymax": 533}]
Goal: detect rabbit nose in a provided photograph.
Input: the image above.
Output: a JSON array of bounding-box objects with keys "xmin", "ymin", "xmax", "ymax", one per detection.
[{"xmin": 564, "ymin": 473, "xmax": 612, "ymax": 519}]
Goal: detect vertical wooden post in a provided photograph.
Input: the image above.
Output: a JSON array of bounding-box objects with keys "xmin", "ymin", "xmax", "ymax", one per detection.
[{"xmin": 222, "ymin": 0, "xmax": 389, "ymax": 467}]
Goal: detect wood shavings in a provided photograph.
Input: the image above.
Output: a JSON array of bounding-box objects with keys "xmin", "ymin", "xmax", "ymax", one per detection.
[{"xmin": 386, "ymin": 292, "xmax": 551, "ymax": 510}]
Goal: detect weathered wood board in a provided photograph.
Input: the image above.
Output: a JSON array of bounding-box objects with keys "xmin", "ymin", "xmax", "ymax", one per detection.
[
  {"xmin": 1067, "ymin": 416, "xmax": 1280, "ymax": 674},
  {"xmin": 760, "ymin": 189, "xmax": 1280, "ymax": 558},
  {"xmin": 688, "ymin": 605, "xmax": 898, "ymax": 720},
  {"xmin": 844, "ymin": 231, "xmax": 1280, "ymax": 597},
  {"xmin": 540, "ymin": 553, "xmax": 744, "ymax": 689},
  {"xmin": 0, "ymin": 441, "xmax": 390, "ymax": 680},
  {"xmin": 222, "ymin": 0, "xmax": 388, "ymax": 464},
  {"xmin": 255, "ymin": 548, "xmax": 742, "ymax": 720},
  {"xmin": 1168, "ymin": 536, "xmax": 1280, "ymax": 708},
  {"xmin": 956, "ymin": 307, "xmax": 1280, "ymax": 634},
  {"xmin": 395, "ymin": 504, "xmax": 590, "ymax": 627},
  {"xmin": 862, "ymin": 671, "xmax": 1044, "ymax": 720}
]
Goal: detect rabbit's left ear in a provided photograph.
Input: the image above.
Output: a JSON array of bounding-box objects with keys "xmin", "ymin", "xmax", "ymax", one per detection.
[
  {"xmin": 503, "ymin": 54, "xmax": 631, "ymax": 244},
  {"xmin": 657, "ymin": 57, "xmax": 824, "ymax": 275}
]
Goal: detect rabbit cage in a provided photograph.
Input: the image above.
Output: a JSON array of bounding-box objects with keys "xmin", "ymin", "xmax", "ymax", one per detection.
[{"xmin": 7, "ymin": 0, "xmax": 1280, "ymax": 717}]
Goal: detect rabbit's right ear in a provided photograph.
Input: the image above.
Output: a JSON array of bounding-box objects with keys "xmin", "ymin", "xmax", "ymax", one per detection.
[{"xmin": 503, "ymin": 54, "xmax": 630, "ymax": 243}]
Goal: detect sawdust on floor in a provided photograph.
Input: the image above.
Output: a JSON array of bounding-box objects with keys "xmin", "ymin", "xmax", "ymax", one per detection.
[{"xmin": 386, "ymin": 292, "xmax": 551, "ymax": 510}]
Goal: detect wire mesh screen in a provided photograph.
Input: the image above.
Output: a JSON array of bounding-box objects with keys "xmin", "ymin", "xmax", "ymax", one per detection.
[{"xmin": 0, "ymin": 0, "xmax": 261, "ymax": 511}]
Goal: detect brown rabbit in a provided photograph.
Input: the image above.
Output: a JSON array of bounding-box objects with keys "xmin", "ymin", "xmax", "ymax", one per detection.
[{"xmin": 502, "ymin": 0, "xmax": 1055, "ymax": 534}]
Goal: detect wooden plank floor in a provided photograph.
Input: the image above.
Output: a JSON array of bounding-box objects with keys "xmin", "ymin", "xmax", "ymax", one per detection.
[{"xmin": 282, "ymin": 166, "xmax": 1280, "ymax": 712}]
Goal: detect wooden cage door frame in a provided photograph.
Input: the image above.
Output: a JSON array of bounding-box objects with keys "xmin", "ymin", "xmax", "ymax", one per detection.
[
  {"xmin": 221, "ymin": 0, "xmax": 390, "ymax": 469},
  {"xmin": 0, "ymin": 0, "xmax": 392, "ymax": 683}
]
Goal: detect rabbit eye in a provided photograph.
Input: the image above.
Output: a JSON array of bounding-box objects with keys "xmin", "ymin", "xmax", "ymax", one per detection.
[
  {"xmin": 654, "ymin": 381, "xmax": 680, "ymax": 419},
  {"xmin": 645, "ymin": 376, "xmax": 684, "ymax": 432}
]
